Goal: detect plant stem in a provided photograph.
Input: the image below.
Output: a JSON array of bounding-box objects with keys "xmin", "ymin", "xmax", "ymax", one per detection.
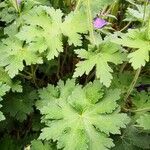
[
  {"xmin": 19, "ymin": 73, "xmax": 32, "ymax": 80},
  {"xmin": 123, "ymin": 107, "xmax": 150, "ymax": 113},
  {"xmin": 133, "ymin": 107, "xmax": 150, "ymax": 112},
  {"xmin": 120, "ymin": 21, "xmax": 132, "ymax": 32},
  {"xmin": 119, "ymin": 62, "xmax": 128, "ymax": 74},
  {"xmin": 124, "ymin": 68, "xmax": 141, "ymax": 102},
  {"xmin": 75, "ymin": 0, "xmax": 81, "ymax": 11},
  {"xmin": 87, "ymin": 0, "xmax": 95, "ymax": 44},
  {"xmin": 11, "ymin": 0, "xmax": 20, "ymax": 13},
  {"xmin": 31, "ymin": 65, "xmax": 38, "ymax": 88},
  {"xmin": 57, "ymin": 55, "xmax": 61, "ymax": 79},
  {"xmin": 85, "ymin": 70, "xmax": 95, "ymax": 85}
]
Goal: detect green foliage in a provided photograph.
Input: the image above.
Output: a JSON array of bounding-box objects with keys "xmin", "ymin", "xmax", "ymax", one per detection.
[
  {"xmin": 0, "ymin": 82, "xmax": 10, "ymax": 121},
  {"xmin": 80, "ymin": 0, "xmax": 116, "ymax": 16},
  {"xmin": 125, "ymin": 3, "xmax": 150, "ymax": 23},
  {"xmin": 31, "ymin": 140, "xmax": 55, "ymax": 150},
  {"xmin": 112, "ymin": 125, "xmax": 150, "ymax": 150},
  {"xmin": 136, "ymin": 114, "xmax": 150, "ymax": 130},
  {"xmin": 0, "ymin": 136, "xmax": 21, "ymax": 150},
  {"xmin": 131, "ymin": 91, "xmax": 150, "ymax": 131},
  {"xmin": 37, "ymin": 80, "xmax": 130, "ymax": 150},
  {"xmin": 112, "ymin": 28, "xmax": 150, "ymax": 69},
  {"xmin": 74, "ymin": 40, "xmax": 126, "ymax": 87},
  {"xmin": 111, "ymin": 72, "xmax": 136, "ymax": 94},
  {"xmin": 0, "ymin": 36, "xmax": 43, "ymax": 78},
  {"xmin": 17, "ymin": 5, "xmax": 87, "ymax": 60},
  {"xmin": 0, "ymin": 67, "xmax": 22, "ymax": 92},
  {"xmin": 0, "ymin": 0, "xmax": 149, "ymax": 149},
  {"xmin": 1, "ymin": 87, "xmax": 38, "ymax": 122},
  {"xmin": 0, "ymin": 0, "xmax": 42, "ymax": 25},
  {"xmin": 132, "ymin": 91, "xmax": 150, "ymax": 111}
]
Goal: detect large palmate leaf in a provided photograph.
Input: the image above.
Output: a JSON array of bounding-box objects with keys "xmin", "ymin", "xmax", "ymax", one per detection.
[
  {"xmin": 112, "ymin": 28, "xmax": 150, "ymax": 69},
  {"xmin": 0, "ymin": 37, "xmax": 43, "ymax": 78},
  {"xmin": 36, "ymin": 80, "xmax": 130, "ymax": 150},
  {"xmin": 0, "ymin": 82, "xmax": 10, "ymax": 121},
  {"xmin": 17, "ymin": 5, "xmax": 87, "ymax": 60},
  {"xmin": 73, "ymin": 41, "xmax": 126, "ymax": 87}
]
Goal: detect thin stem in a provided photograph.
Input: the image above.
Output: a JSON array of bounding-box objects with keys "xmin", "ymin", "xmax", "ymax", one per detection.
[
  {"xmin": 11, "ymin": 0, "xmax": 20, "ymax": 13},
  {"xmin": 57, "ymin": 55, "xmax": 61, "ymax": 79},
  {"xmin": 19, "ymin": 73, "xmax": 32, "ymax": 80},
  {"xmin": 85, "ymin": 70, "xmax": 95, "ymax": 85},
  {"xmin": 124, "ymin": 68, "xmax": 141, "ymax": 102},
  {"xmin": 142, "ymin": 0, "xmax": 148, "ymax": 23},
  {"xmin": 120, "ymin": 21, "xmax": 132, "ymax": 32},
  {"xmin": 61, "ymin": 45, "xmax": 68, "ymax": 76},
  {"xmin": 23, "ymin": 70, "xmax": 32, "ymax": 76},
  {"xmin": 133, "ymin": 107, "xmax": 150, "ymax": 112},
  {"xmin": 87, "ymin": 0, "xmax": 95, "ymax": 44},
  {"xmin": 74, "ymin": 0, "xmax": 81, "ymax": 11},
  {"xmin": 119, "ymin": 62, "xmax": 128, "ymax": 74},
  {"xmin": 123, "ymin": 107, "xmax": 150, "ymax": 113},
  {"xmin": 31, "ymin": 65, "xmax": 38, "ymax": 88}
]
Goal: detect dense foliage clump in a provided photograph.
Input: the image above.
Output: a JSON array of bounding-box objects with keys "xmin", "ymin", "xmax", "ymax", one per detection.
[{"xmin": 0, "ymin": 0, "xmax": 149, "ymax": 150}]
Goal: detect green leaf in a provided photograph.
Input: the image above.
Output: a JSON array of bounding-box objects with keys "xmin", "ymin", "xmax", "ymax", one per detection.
[
  {"xmin": 131, "ymin": 91, "xmax": 150, "ymax": 131},
  {"xmin": 0, "ymin": 0, "xmax": 45, "ymax": 25},
  {"xmin": 17, "ymin": 6, "xmax": 87, "ymax": 60},
  {"xmin": 124, "ymin": 4, "xmax": 150, "ymax": 23},
  {"xmin": 0, "ymin": 1, "xmax": 17, "ymax": 23},
  {"xmin": 73, "ymin": 41, "xmax": 126, "ymax": 87},
  {"xmin": 0, "ymin": 37, "xmax": 43, "ymax": 78},
  {"xmin": 132, "ymin": 91, "xmax": 150, "ymax": 111},
  {"xmin": 112, "ymin": 125, "xmax": 150, "ymax": 150},
  {"xmin": 111, "ymin": 72, "xmax": 135, "ymax": 94},
  {"xmin": 61, "ymin": 11, "xmax": 88, "ymax": 46},
  {"xmin": 0, "ymin": 82, "xmax": 10, "ymax": 121},
  {"xmin": 112, "ymin": 28, "xmax": 150, "ymax": 69},
  {"xmin": 31, "ymin": 140, "xmax": 54, "ymax": 150},
  {"xmin": 0, "ymin": 67, "xmax": 22, "ymax": 92},
  {"xmin": 80, "ymin": 0, "xmax": 116, "ymax": 17},
  {"xmin": 37, "ymin": 80, "xmax": 130, "ymax": 150},
  {"xmin": 0, "ymin": 136, "xmax": 21, "ymax": 150},
  {"xmin": 0, "ymin": 82, "xmax": 10, "ymax": 97},
  {"xmin": 2, "ymin": 87, "xmax": 38, "ymax": 122},
  {"xmin": 136, "ymin": 114, "xmax": 150, "ymax": 130}
]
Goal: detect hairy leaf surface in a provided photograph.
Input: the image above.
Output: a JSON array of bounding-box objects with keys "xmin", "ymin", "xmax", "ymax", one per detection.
[{"xmin": 37, "ymin": 80, "xmax": 130, "ymax": 150}]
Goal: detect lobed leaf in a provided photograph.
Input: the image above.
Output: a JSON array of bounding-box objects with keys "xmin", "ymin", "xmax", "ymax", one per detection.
[{"xmin": 37, "ymin": 80, "xmax": 130, "ymax": 150}]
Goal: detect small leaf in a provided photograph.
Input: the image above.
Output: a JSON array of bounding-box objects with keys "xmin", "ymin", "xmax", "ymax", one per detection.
[{"xmin": 137, "ymin": 114, "xmax": 150, "ymax": 130}]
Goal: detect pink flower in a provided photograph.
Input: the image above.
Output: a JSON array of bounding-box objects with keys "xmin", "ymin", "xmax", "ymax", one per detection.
[{"xmin": 93, "ymin": 18, "xmax": 107, "ymax": 29}]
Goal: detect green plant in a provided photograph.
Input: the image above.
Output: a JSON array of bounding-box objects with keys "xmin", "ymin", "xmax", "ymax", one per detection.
[{"xmin": 0, "ymin": 0, "xmax": 149, "ymax": 150}]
